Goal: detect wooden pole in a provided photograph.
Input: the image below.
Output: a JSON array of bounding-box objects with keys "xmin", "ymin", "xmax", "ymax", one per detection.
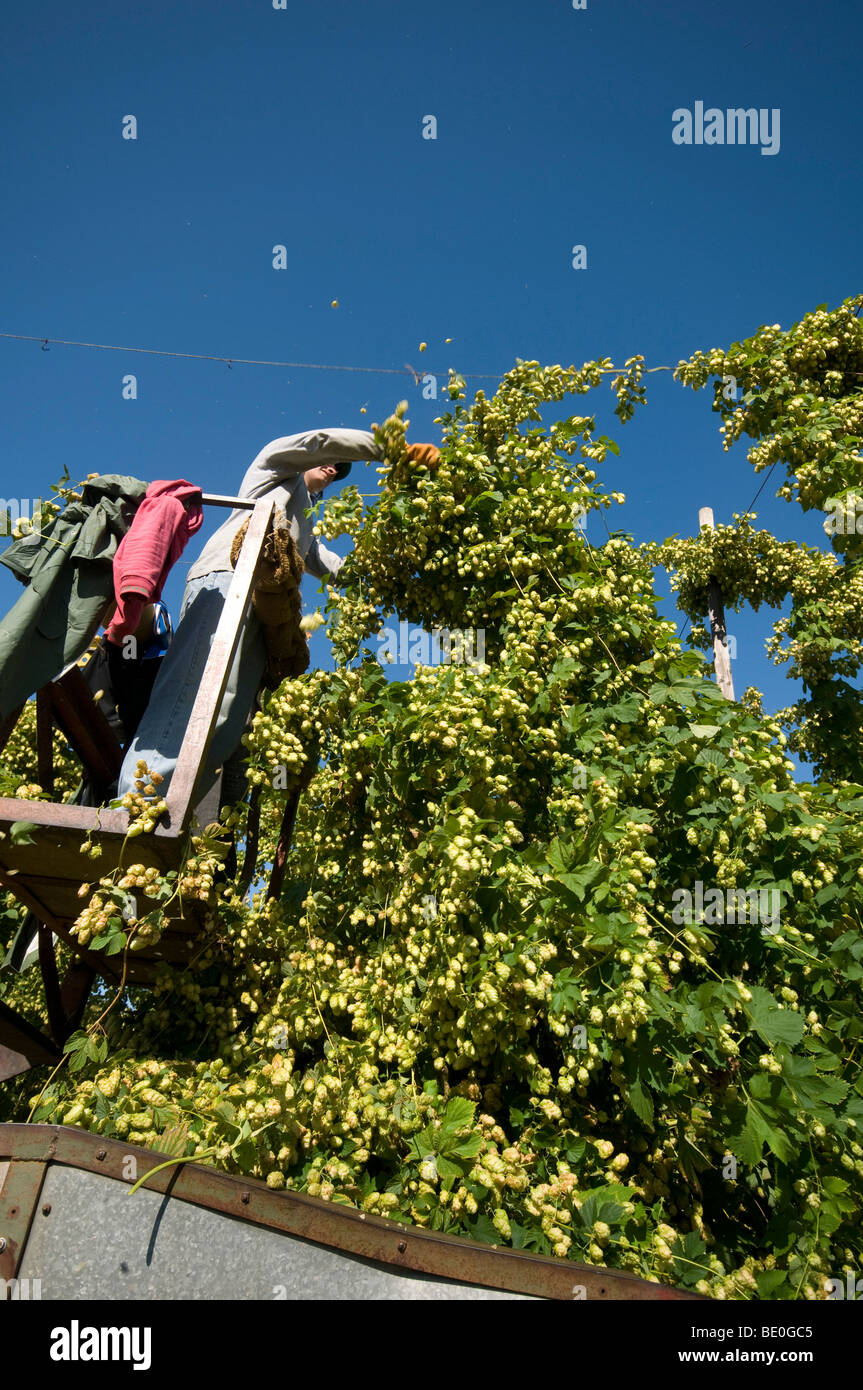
[
  {"xmin": 37, "ymin": 923, "xmax": 68, "ymax": 1045},
  {"xmin": 267, "ymin": 767, "xmax": 315, "ymax": 902},
  {"xmin": 698, "ymin": 508, "xmax": 735, "ymax": 701},
  {"xmin": 35, "ymin": 690, "xmax": 55, "ymax": 793}
]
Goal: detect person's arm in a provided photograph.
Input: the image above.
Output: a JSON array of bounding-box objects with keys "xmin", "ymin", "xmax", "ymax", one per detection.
[
  {"xmin": 303, "ymin": 537, "xmax": 345, "ymax": 583},
  {"xmin": 256, "ymin": 428, "xmax": 382, "ymax": 482}
]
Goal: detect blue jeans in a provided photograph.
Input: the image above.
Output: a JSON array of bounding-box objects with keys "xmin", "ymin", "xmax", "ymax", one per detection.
[{"xmin": 117, "ymin": 571, "xmax": 267, "ymax": 800}]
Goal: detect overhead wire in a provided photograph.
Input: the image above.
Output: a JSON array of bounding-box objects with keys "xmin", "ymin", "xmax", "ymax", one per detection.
[
  {"xmin": 0, "ymin": 331, "xmax": 503, "ymax": 380},
  {"xmin": 11, "ymin": 320, "xmax": 857, "ymax": 712},
  {"xmin": 0, "ymin": 326, "xmax": 809, "ymax": 646},
  {"xmin": 0, "ymin": 330, "xmax": 687, "ymax": 383}
]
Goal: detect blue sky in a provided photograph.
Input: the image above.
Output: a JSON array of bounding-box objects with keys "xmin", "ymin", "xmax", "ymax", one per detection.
[{"xmin": 1, "ymin": 0, "xmax": 861, "ymax": 758}]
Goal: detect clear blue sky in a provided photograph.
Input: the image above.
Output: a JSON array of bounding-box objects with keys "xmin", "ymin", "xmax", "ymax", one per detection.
[{"xmin": 1, "ymin": 0, "xmax": 861, "ymax": 746}]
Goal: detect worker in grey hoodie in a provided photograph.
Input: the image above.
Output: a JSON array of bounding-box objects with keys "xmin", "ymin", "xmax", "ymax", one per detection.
[{"xmin": 116, "ymin": 427, "xmax": 439, "ymax": 802}]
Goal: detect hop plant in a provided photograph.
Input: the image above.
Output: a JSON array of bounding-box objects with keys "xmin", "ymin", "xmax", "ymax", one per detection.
[{"xmin": 3, "ymin": 325, "xmax": 862, "ymax": 1305}]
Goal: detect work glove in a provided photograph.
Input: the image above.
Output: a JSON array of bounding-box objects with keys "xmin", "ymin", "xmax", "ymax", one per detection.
[{"xmin": 405, "ymin": 442, "xmax": 441, "ymax": 469}]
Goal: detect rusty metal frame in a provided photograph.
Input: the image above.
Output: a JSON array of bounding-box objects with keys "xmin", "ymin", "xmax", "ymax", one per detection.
[
  {"xmin": 32, "ymin": 929, "xmax": 95, "ymax": 1050},
  {"xmin": 0, "ymin": 867, "xmax": 123, "ymax": 984},
  {"xmin": 58, "ymin": 961, "xmax": 96, "ymax": 1035},
  {"xmin": 0, "ymin": 1046, "xmax": 31, "ymax": 1083},
  {"xmin": 0, "ymin": 1005, "xmax": 60, "ymax": 1067},
  {"xmin": 0, "ymin": 1152, "xmax": 48, "ymax": 1281},
  {"xmin": 0, "ymin": 1125, "xmax": 702, "ymax": 1301},
  {"xmin": 46, "ymin": 666, "xmax": 125, "ymax": 787}
]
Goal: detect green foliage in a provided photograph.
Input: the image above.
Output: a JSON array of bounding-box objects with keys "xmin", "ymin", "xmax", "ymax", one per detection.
[
  {"xmin": 2, "ymin": 323, "xmax": 862, "ymax": 1302},
  {"xmin": 665, "ymin": 295, "xmax": 863, "ymax": 781}
]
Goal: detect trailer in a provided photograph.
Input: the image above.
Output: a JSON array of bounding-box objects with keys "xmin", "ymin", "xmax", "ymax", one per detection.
[{"xmin": 0, "ymin": 1124, "xmax": 699, "ymax": 1301}]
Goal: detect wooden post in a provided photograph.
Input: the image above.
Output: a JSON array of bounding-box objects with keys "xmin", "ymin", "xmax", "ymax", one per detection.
[
  {"xmin": 238, "ymin": 786, "xmax": 261, "ymax": 897},
  {"xmin": 0, "ymin": 703, "xmax": 25, "ymax": 756},
  {"xmin": 37, "ymin": 923, "xmax": 68, "ymax": 1045},
  {"xmin": 267, "ymin": 767, "xmax": 314, "ymax": 902},
  {"xmin": 698, "ymin": 508, "xmax": 735, "ymax": 701},
  {"xmin": 36, "ymin": 690, "xmax": 55, "ymax": 793}
]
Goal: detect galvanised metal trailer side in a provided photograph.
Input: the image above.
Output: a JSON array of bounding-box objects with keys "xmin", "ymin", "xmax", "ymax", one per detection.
[{"xmin": 0, "ymin": 1124, "xmax": 701, "ymax": 1302}]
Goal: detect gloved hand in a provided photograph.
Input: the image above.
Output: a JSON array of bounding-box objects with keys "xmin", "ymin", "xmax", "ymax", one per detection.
[{"xmin": 405, "ymin": 442, "xmax": 441, "ymax": 469}]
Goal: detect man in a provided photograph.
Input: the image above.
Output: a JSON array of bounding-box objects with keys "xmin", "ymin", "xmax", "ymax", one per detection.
[{"xmin": 116, "ymin": 427, "xmax": 439, "ymax": 801}]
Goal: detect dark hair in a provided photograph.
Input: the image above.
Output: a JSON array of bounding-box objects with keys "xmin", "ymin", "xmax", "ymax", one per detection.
[{"xmin": 310, "ymin": 461, "xmax": 351, "ymax": 505}]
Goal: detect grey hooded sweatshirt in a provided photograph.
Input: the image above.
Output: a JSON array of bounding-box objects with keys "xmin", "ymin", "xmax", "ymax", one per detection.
[{"xmin": 186, "ymin": 428, "xmax": 382, "ymax": 583}]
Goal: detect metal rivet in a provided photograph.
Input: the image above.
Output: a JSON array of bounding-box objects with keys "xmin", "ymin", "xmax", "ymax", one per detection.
[
  {"xmin": 42, "ymin": 1203, "xmax": 52, "ymax": 1216},
  {"xmin": 397, "ymin": 1239, "xmax": 407, "ymax": 1254},
  {"xmin": 96, "ymin": 1149, "xmax": 107, "ymax": 1161},
  {"xmin": 241, "ymin": 1191, "xmax": 250, "ymax": 1205}
]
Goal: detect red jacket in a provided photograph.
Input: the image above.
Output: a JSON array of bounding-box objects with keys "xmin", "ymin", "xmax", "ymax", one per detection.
[{"xmin": 104, "ymin": 480, "xmax": 203, "ymax": 644}]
